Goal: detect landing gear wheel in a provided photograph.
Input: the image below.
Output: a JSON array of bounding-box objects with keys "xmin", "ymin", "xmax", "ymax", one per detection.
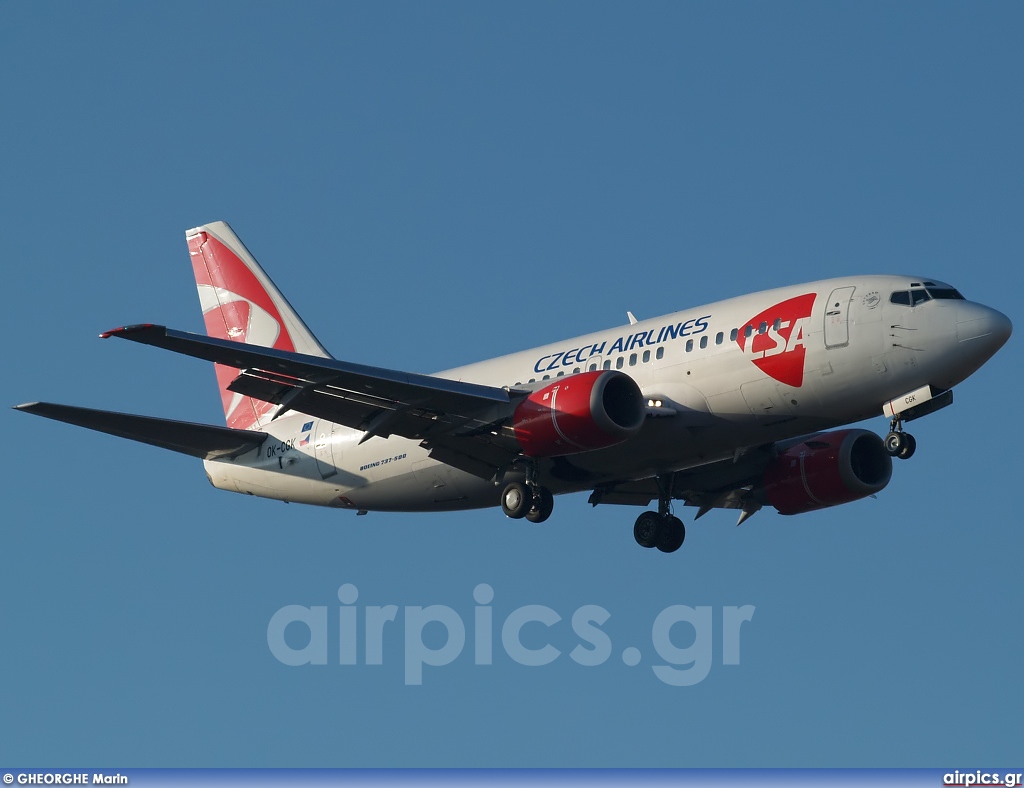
[
  {"xmin": 897, "ymin": 432, "xmax": 917, "ymax": 460},
  {"xmin": 633, "ymin": 511, "xmax": 661, "ymax": 548},
  {"xmin": 501, "ymin": 482, "xmax": 531, "ymax": 519},
  {"xmin": 525, "ymin": 487, "xmax": 554, "ymax": 523},
  {"xmin": 656, "ymin": 515, "xmax": 686, "ymax": 553},
  {"xmin": 884, "ymin": 431, "xmax": 905, "ymax": 456}
]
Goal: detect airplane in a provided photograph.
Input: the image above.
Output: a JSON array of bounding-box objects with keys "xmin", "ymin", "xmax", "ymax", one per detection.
[{"xmin": 15, "ymin": 221, "xmax": 1012, "ymax": 553}]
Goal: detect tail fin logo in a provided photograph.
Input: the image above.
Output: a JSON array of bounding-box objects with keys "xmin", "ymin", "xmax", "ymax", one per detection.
[
  {"xmin": 189, "ymin": 232, "xmax": 295, "ymax": 354},
  {"xmin": 189, "ymin": 230, "xmax": 297, "ymax": 430},
  {"xmin": 196, "ymin": 285, "xmax": 282, "ymax": 348},
  {"xmin": 196, "ymin": 285, "xmax": 285, "ymax": 428},
  {"xmin": 736, "ymin": 293, "xmax": 816, "ymax": 387}
]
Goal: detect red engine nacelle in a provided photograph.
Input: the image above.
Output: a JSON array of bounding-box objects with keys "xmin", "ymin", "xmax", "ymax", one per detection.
[
  {"xmin": 762, "ymin": 429, "xmax": 893, "ymax": 515},
  {"xmin": 512, "ymin": 370, "xmax": 645, "ymax": 457}
]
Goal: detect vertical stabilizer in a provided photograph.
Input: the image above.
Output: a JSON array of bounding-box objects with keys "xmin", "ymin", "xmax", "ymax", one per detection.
[{"xmin": 186, "ymin": 221, "xmax": 332, "ymax": 430}]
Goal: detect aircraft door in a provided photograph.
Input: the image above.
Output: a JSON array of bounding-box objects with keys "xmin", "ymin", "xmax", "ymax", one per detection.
[
  {"xmin": 824, "ymin": 286, "xmax": 856, "ymax": 349},
  {"xmin": 313, "ymin": 420, "xmax": 339, "ymax": 479}
]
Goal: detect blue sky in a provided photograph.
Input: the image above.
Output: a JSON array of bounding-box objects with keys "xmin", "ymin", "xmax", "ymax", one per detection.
[{"xmin": 1, "ymin": 1, "xmax": 1021, "ymax": 767}]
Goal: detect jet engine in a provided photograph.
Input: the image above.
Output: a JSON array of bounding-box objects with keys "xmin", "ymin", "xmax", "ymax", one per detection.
[
  {"xmin": 512, "ymin": 370, "xmax": 645, "ymax": 457},
  {"xmin": 761, "ymin": 429, "xmax": 893, "ymax": 515}
]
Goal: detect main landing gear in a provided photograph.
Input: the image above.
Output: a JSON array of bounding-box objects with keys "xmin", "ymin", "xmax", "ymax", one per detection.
[
  {"xmin": 501, "ymin": 463, "xmax": 555, "ymax": 524},
  {"xmin": 884, "ymin": 416, "xmax": 917, "ymax": 460},
  {"xmin": 633, "ymin": 476, "xmax": 685, "ymax": 553},
  {"xmin": 634, "ymin": 511, "xmax": 685, "ymax": 553}
]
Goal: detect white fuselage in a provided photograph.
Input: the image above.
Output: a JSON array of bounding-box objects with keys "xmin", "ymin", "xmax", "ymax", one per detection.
[{"xmin": 202, "ymin": 275, "xmax": 1008, "ymax": 512}]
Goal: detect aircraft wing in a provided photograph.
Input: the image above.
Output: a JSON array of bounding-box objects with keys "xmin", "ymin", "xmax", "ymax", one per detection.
[
  {"xmin": 14, "ymin": 402, "xmax": 268, "ymax": 460},
  {"xmin": 100, "ymin": 324, "xmax": 524, "ymax": 475},
  {"xmin": 588, "ymin": 445, "xmax": 777, "ymax": 525}
]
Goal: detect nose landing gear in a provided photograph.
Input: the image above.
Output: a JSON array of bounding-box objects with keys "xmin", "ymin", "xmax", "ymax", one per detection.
[{"xmin": 884, "ymin": 417, "xmax": 917, "ymax": 460}]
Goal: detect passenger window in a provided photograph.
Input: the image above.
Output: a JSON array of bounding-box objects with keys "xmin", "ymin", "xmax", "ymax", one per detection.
[
  {"xmin": 890, "ymin": 291, "xmax": 911, "ymax": 306},
  {"xmin": 573, "ymin": 367, "xmax": 580, "ymax": 374},
  {"xmin": 716, "ymin": 332, "xmax": 723, "ymax": 345},
  {"xmin": 642, "ymin": 350, "xmax": 650, "ymax": 363},
  {"xmin": 686, "ymin": 339, "xmax": 694, "ymax": 352},
  {"xmin": 656, "ymin": 347, "xmax": 664, "ymax": 359},
  {"xmin": 700, "ymin": 335, "xmax": 708, "ymax": 349},
  {"xmin": 629, "ymin": 353, "xmax": 637, "ymax": 366},
  {"xmin": 543, "ymin": 374, "xmax": 550, "ymax": 380},
  {"xmin": 557, "ymin": 370, "xmax": 564, "ymax": 377},
  {"xmin": 603, "ymin": 360, "xmax": 611, "ymax": 370},
  {"xmin": 616, "ymin": 357, "xmax": 624, "ymax": 369},
  {"xmin": 730, "ymin": 328, "xmax": 739, "ymax": 342},
  {"xmin": 588, "ymin": 363, "xmax": 597, "ymax": 372},
  {"xmin": 773, "ymin": 318, "xmax": 782, "ymax": 331},
  {"xmin": 529, "ymin": 378, "xmax": 535, "ymax": 383},
  {"xmin": 758, "ymin": 321, "xmax": 768, "ymax": 334},
  {"xmin": 744, "ymin": 325, "xmax": 753, "ymax": 338}
]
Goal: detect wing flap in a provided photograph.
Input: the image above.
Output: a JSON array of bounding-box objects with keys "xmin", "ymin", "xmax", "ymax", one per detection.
[
  {"xmin": 98, "ymin": 323, "xmax": 526, "ymax": 475},
  {"xmin": 14, "ymin": 402, "xmax": 268, "ymax": 460},
  {"xmin": 227, "ymin": 368, "xmax": 457, "ymax": 438},
  {"xmin": 588, "ymin": 446, "xmax": 777, "ymax": 513},
  {"xmin": 422, "ymin": 436, "xmax": 520, "ymax": 480}
]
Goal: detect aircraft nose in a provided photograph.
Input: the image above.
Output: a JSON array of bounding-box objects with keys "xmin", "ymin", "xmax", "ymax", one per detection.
[{"xmin": 956, "ymin": 302, "xmax": 1013, "ymax": 351}]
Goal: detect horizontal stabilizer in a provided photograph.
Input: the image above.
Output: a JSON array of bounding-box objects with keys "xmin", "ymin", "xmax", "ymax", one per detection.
[{"xmin": 14, "ymin": 402, "xmax": 268, "ymax": 460}]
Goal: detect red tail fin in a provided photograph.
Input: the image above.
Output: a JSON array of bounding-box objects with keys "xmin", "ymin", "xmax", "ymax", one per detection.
[{"xmin": 186, "ymin": 221, "xmax": 330, "ymax": 430}]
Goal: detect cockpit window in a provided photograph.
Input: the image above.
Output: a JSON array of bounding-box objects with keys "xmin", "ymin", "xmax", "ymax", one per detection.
[
  {"xmin": 927, "ymin": 287, "xmax": 965, "ymax": 300},
  {"xmin": 891, "ymin": 289, "xmax": 941, "ymax": 307}
]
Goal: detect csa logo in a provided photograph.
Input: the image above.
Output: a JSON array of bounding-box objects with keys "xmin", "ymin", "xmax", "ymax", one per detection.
[
  {"xmin": 191, "ymin": 230, "xmax": 297, "ymax": 432},
  {"xmin": 736, "ymin": 293, "xmax": 816, "ymax": 387}
]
